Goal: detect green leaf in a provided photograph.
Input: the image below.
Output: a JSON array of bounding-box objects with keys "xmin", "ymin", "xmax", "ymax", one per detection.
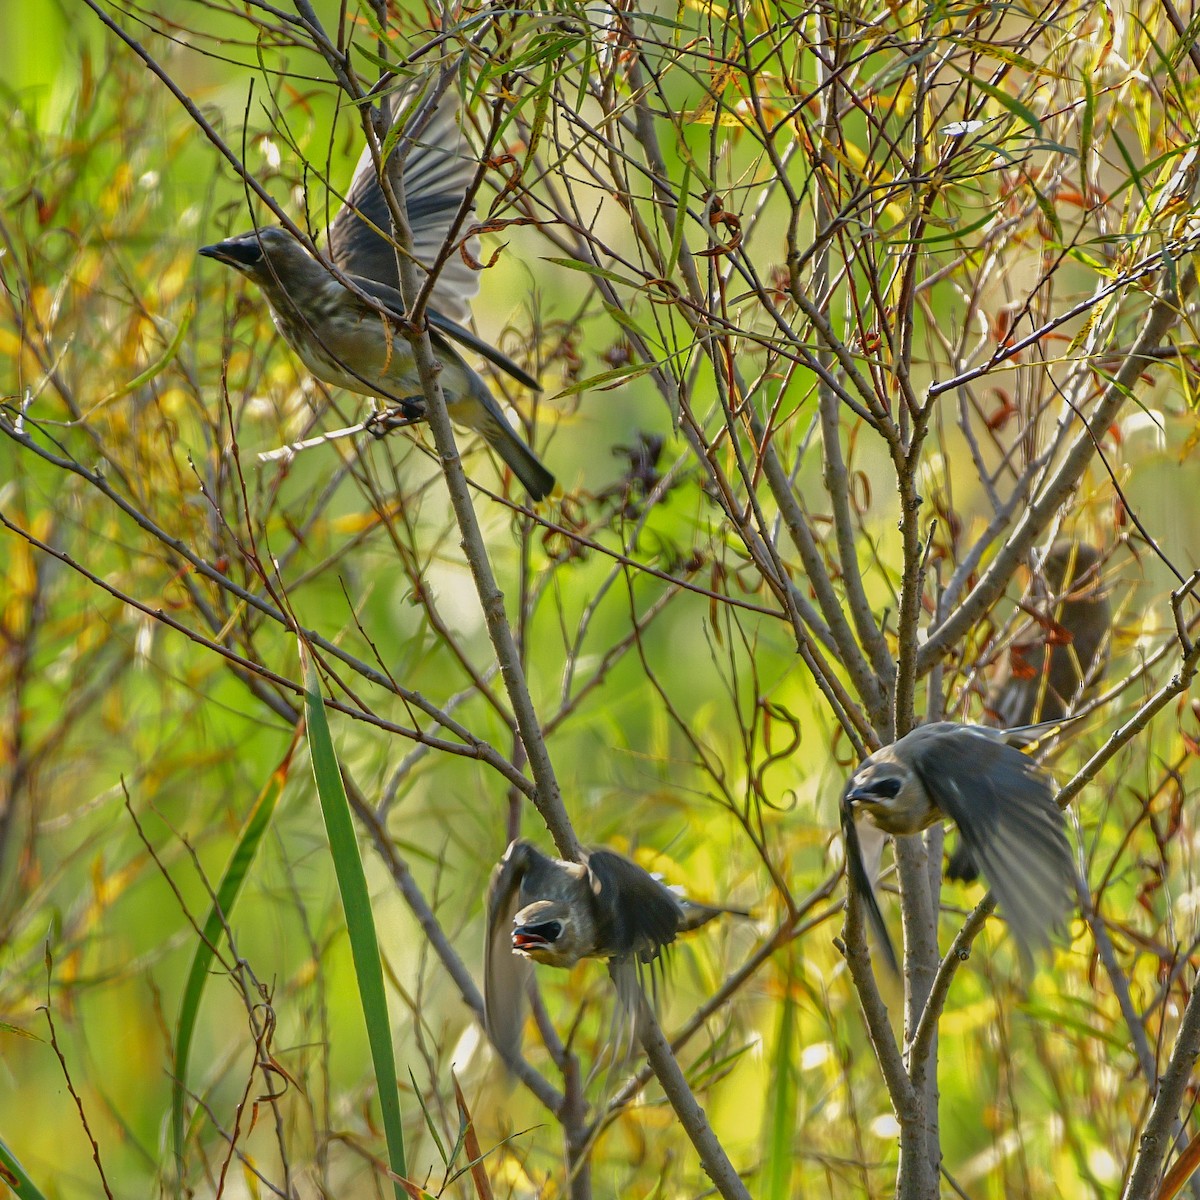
[
  {"xmin": 957, "ymin": 39, "xmax": 1051, "ymax": 76},
  {"xmin": 522, "ymin": 78, "xmax": 552, "ymax": 179},
  {"xmin": 1111, "ymin": 129, "xmax": 1152, "ymax": 212},
  {"xmin": 0, "ymin": 1135, "xmax": 49, "ymax": 1200},
  {"xmin": 957, "ymin": 70, "xmax": 1043, "ymax": 139},
  {"xmin": 550, "ymin": 362, "xmax": 658, "ymax": 398},
  {"xmin": 761, "ymin": 978, "xmax": 797, "ymax": 1200},
  {"xmin": 98, "ymin": 304, "xmax": 193, "ymax": 407},
  {"xmin": 409, "ymin": 1067, "xmax": 451, "ymax": 1167},
  {"xmin": 543, "ymin": 256, "xmax": 646, "ymax": 290},
  {"xmin": 666, "ymin": 161, "xmax": 692, "ymax": 279},
  {"xmin": 301, "ymin": 644, "xmax": 408, "ymax": 1197},
  {"xmin": 171, "ymin": 750, "xmax": 289, "ymax": 1186},
  {"xmin": 1027, "ymin": 175, "xmax": 1064, "ymax": 243}
]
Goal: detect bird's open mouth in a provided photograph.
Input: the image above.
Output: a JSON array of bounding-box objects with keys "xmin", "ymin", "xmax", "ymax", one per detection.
[{"xmin": 512, "ymin": 920, "xmax": 562, "ymax": 952}]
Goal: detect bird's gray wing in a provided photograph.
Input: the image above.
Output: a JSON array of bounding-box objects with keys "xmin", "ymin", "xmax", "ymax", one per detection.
[
  {"xmin": 907, "ymin": 729, "xmax": 1074, "ymax": 960},
  {"xmin": 340, "ymin": 271, "xmax": 540, "ymax": 392},
  {"xmin": 945, "ymin": 716, "xmax": 1076, "ymax": 883},
  {"xmin": 328, "ymin": 84, "xmax": 481, "ymax": 325},
  {"xmin": 583, "ymin": 850, "xmax": 684, "ymax": 964},
  {"xmin": 483, "ymin": 841, "xmax": 537, "ymax": 1065}
]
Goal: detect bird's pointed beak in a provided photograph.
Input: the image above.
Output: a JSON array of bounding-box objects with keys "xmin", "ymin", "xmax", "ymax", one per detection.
[
  {"xmin": 843, "ymin": 784, "xmax": 869, "ymax": 807},
  {"xmin": 198, "ymin": 239, "xmax": 258, "ymax": 269}
]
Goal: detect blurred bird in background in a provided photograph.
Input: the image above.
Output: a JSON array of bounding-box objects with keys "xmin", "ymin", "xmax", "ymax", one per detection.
[
  {"xmin": 989, "ymin": 540, "xmax": 1111, "ymax": 729},
  {"xmin": 484, "ymin": 838, "xmax": 746, "ymax": 1064},
  {"xmin": 842, "ymin": 721, "xmax": 1076, "ymax": 972},
  {"xmin": 199, "ymin": 83, "xmax": 555, "ymax": 500}
]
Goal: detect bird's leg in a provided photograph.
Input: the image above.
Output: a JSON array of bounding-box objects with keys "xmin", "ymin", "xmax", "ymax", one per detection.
[{"xmin": 364, "ymin": 398, "xmax": 425, "ymax": 437}]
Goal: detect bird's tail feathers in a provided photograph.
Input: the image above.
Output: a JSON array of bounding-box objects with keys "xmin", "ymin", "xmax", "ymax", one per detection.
[
  {"xmin": 843, "ymin": 807, "xmax": 900, "ymax": 974},
  {"xmin": 487, "ymin": 421, "xmax": 556, "ymax": 501},
  {"xmin": 600, "ymin": 958, "xmax": 649, "ymax": 1076},
  {"xmin": 456, "ymin": 370, "xmax": 555, "ymax": 499}
]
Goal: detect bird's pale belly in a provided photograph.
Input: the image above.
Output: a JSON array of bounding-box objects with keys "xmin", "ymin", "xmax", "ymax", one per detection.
[
  {"xmin": 271, "ymin": 307, "xmax": 422, "ymax": 398},
  {"xmin": 270, "ymin": 305, "xmax": 486, "ymax": 433},
  {"xmin": 859, "ymin": 797, "xmax": 941, "ymax": 837}
]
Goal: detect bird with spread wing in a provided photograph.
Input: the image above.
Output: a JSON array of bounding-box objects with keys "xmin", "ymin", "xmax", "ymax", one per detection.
[
  {"xmin": 199, "ymin": 82, "xmax": 554, "ymax": 499},
  {"xmin": 484, "ymin": 839, "xmax": 746, "ymax": 1065}
]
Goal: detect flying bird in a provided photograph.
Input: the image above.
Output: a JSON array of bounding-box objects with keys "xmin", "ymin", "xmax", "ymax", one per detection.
[
  {"xmin": 484, "ymin": 838, "xmax": 745, "ymax": 1064},
  {"xmin": 842, "ymin": 721, "xmax": 1075, "ymax": 972},
  {"xmin": 199, "ymin": 83, "xmax": 554, "ymax": 499}
]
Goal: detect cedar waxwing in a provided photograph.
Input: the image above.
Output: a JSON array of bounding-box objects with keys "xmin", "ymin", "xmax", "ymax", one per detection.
[
  {"xmin": 842, "ymin": 722, "xmax": 1075, "ymax": 972},
  {"xmin": 484, "ymin": 839, "xmax": 744, "ymax": 1064},
  {"xmin": 199, "ymin": 85, "xmax": 555, "ymax": 500},
  {"xmin": 947, "ymin": 541, "xmax": 1110, "ymax": 881},
  {"xmin": 990, "ymin": 540, "xmax": 1111, "ymax": 728}
]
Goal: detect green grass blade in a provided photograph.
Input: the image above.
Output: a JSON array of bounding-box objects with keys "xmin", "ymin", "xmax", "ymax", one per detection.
[
  {"xmin": 171, "ymin": 745, "xmax": 293, "ymax": 1189},
  {"xmin": 761, "ymin": 979, "xmax": 797, "ymax": 1200},
  {"xmin": 0, "ymin": 1135, "xmax": 49, "ymax": 1199},
  {"xmin": 301, "ymin": 644, "xmax": 407, "ymax": 1196}
]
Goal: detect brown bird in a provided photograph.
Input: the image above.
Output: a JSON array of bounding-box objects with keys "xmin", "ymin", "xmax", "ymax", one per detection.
[
  {"xmin": 199, "ymin": 85, "xmax": 554, "ymax": 500},
  {"xmin": 990, "ymin": 540, "xmax": 1111, "ymax": 728},
  {"xmin": 484, "ymin": 839, "xmax": 745, "ymax": 1064},
  {"xmin": 842, "ymin": 721, "xmax": 1075, "ymax": 972}
]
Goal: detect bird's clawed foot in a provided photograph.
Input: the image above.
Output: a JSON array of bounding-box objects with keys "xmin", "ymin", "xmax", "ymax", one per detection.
[{"xmin": 365, "ymin": 400, "xmax": 424, "ymax": 438}]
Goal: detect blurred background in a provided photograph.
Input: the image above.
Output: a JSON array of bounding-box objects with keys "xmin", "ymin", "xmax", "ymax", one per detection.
[{"xmin": 2, "ymin": 1, "xmax": 1199, "ymax": 1197}]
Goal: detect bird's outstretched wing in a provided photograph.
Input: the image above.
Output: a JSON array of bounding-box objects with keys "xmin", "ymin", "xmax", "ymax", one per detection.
[
  {"xmin": 584, "ymin": 850, "xmax": 685, "ymax": 1065},
  {"xmin": 328, "ymin": 81, "xmax": 481, "ymax": 325},
  {"xmin": 907, "ymin": 728, "xmax": 1073, "ymax": 961},
  {"xmin": 584, "ymin": 849, "xmax": 684, "ymax": 964},
  {"xmin": 483, "ymin": 842, "xmax": 535, "ymax": 1065}
]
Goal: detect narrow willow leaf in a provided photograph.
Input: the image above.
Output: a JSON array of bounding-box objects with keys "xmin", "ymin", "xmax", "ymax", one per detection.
[
  {"xmin": 302, "ymin": 644, "xmax": 407, "ymax": 1197},
  {"xmin": 0, "ymin": 1135, "xmax": 49, "ymax": 1200},
  {"xmin": 551, "ymin": 361, "xmax": 657, "ymax": 398},
  {"xmin": 957, "ymin": 71, "xmax": 1043, "ymax": 138},
  {"xmin": 543, "ymin": 256, "xmax": 645, "ymax": 290},
  {"xmin": 1065, "ymin": 291, "xmax": 1113, "ymax": 355},
  {"xmin": 171, "ymin": 742, "xmax": 294, "ymax": 1185},
  {"xmin": 666, "ymin": 161, "xmax": 692, "ymax": 279},
  {"xmin": 1079, "ymin": 74, "xmax": 1095, "ymax": 201},
  {"xmin": 96, "ymin": 303, "xmax": 192, "ymax": 408},
  {"xmin": 762, "ymin": 982, "xmax": 797, "ymax": 1200},
  {"xmin": 1028, "ymin": 176, "xmax": 1064, "ymax": 242}
]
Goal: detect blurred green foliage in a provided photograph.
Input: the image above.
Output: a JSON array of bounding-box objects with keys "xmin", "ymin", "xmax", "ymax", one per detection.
[{"xmin": 1, "ymin": 2, "xmax": 1199, "ymax": 1199}]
